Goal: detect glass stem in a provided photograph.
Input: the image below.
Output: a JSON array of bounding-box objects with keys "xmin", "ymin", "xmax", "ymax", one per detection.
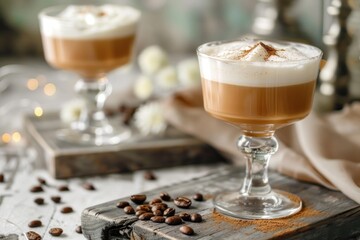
[
  {"xmin": 73, "ymin": 78, "xmax": 112, "ymax": 135},
  {"xmin": 237, "ymin": 135, "xmax": 278, "ymax": 196}
]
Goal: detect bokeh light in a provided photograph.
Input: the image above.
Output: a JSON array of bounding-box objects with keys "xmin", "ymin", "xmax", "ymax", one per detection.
[
  {"xmin": 27, "ymin": 78, "xmax": 39, "ymax": 91},
  {"xmin": 1, "ymin": 133, "xmax": 11, "ymax": 143},
  {"xmin": 34, "ymin": 107, "xmax": 43, "ymax": 117},
  {"xmin": 12, "ymin": 132, "xmax": 21, "ymax": 143},
  {"xmin": 44, "ymin": 83, "xmax": 56, "ymax": 96}
]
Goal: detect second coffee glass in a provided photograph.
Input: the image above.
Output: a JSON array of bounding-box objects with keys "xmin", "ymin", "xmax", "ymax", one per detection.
[{"xmin": 39, "ymin": 5, "xmax": 141, "ymax": 145}]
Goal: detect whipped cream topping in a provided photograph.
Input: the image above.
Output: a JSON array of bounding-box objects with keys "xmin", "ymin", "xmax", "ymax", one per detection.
[
  {"xmin": 198, "ymin": 39, "xmax": 322, "ymax": 87},
  {"xmin": 39, "ymin": 5, "xmax": 140, "ymax": 39}
]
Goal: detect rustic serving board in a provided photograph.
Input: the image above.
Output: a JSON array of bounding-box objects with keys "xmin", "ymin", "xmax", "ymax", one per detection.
[
  {"xmin": 23, "ymin": 112, "xmax": 224, "ymax": 179},
  {"xmin": 81, "ymin": 166, "xmax": 360, "ymax": 240}
]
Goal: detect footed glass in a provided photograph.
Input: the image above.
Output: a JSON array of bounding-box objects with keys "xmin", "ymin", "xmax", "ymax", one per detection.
[
  {"xmin": 197, "ymin": 39, "xmax": 322, "ymax": 219},
  {"xmin": 38, "ymin": 5, "xmax": 140, "ymax": 145}
]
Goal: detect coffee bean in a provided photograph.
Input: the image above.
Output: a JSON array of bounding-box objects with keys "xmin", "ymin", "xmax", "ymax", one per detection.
[
  {"xmin": 116, "ymin": 201, "xmax": 130, "ymax": 208},
  {"xmin": 34, "ymin": 197, "xmax": 44, "ymax": 205},
  {"xmin": 58, "ymin": 185, "xmax": 69, "ymax": 192},
  {"xmin": 75, "ymin": 225, "xmax": 82, "ymax": 234},
  {"xmin": 37, "ymin": 177, "xmax": 47, "ymax": 185},
  {"xmin": 51, "ymin": 196, "xmax": 61, "ymax": 203},
  {"xmin": 61, "ymin": 206, "xmax": 73, "ymax": 214},
  {"xmin": 26, "ymin": 231, "xmax": 42, "ymax": 240},
  {"xmin": 193, "ymin": 193, "xmax": 204, "ymax": 201},
  {"xmin": 136, "ymin": 204, "xmax": 151, "ymax": 212},
  {"xmin": 30, "ymin": 185, "xmax": 44, "ymax": 193},
  {"xmin": 163, "ymin": 208, "xmax": 175, "ymax": 217},
  {"xmin": 130, "ymin": 194, "xmax": 146, "ymax": 204},
  {"xmin": 153, "ymin": 209, "xmax": 163, "ymax": 216},
  {"xmin": 179, "ymin": 212, "xmax": 191, "ymax": 221},
  {"xmin": 136, "ymin": 210, "xmax": 147, "ymax": 216},
  {"xmin": 191, "ymin": 213, "xmax": 202, "ymax": 222},
  {"xmin": 120, "ymin": 105, "xmax": 137, "ymax": 125},
  {"xmin": 180, "ymin": 225, "xmax": 194, "ymax": 235},
  {"xmin": 49, "ymin": 227, "xmax": 63, "ymax": 236},
  {"xmin": 174, "ymin": 197, "xmax": 192, "ymax": 208},
  {"xmin": 151, "ymin": 216, "xmax": 165, "ymax": 223},
  {"xmin": 159, "ymin": 192, "xmax": 171, "ymax": 201},
  {"xmin": 0, "ymin": 173, "xmax": 4, "ymax": 183},
  {"xmin": 165, "ymin": 215, "xmax": 182, "ymax": 225},
  {"xmin": 124, "ymin": 206, "xmax": 135, "ymax": 214},
  {"xmin": 82, "ymin": 182, "xmax": 96, "ymax": 191},
  {"xmin": 28, "ymin": 220, "xmax": 42, "ymax": 228},
  {"xmin": 143, "ymin": 171, "xmax": 157, "ymax": 181},
  {"xmin": 151, "ymin": 203, "xmax": 168, "ymax": 212},
  {"xmin": 149, "ymin": 198, "xmax": 162, "ymax": 205},
  {"xmin": 138, "ymin": 212, "xmax": 154, "ymax": 220}
]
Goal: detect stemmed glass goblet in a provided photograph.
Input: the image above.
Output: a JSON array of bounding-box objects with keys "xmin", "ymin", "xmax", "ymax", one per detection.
[
  {"xmin": 197, "ymin": 39, "xmax": 322, "ymax": 219},
  {"xmin": 39, "ymin": 5, "xmax": 140, "ymax": 145}
]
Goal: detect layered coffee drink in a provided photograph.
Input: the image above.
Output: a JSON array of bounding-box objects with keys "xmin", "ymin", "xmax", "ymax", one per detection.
[
  {"xmin": 39, "ymin": 5, "xmax": 140, "ymax": 79},
  {"xmin": 198, "ymin": 40, "xmax": 321, "ymax": 136}
]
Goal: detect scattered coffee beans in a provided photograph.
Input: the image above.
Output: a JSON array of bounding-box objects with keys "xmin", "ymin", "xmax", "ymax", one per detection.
[
  {"xmin": 37, "ymin": 177, "xmax": 46, "ymax": 185},
  {"xmin": 30, "ymin": 185, "xmax": 43, "ymax": 193},
  {"xmin": 75, "ymin": 225, "xmax": 82, "ymax": 234},
  {"xmin": 130, "ymin": 194, "xmax": 146, "ymax": 204},
  {"xmin": 28, "ymin": 220, "xmax": 42, "ymax": 228},
  {"xmin": 124, "ymin": 206, "xmax": 135, "ymax": 214},
  {"xmin": 165, "ymin": 215, "xmax": 182, "ymax": 225},
  {"xmin": 34, "ymin": 197, "xmax": 44, "ymax": 205},
  {"xmin": 180, "ymin": 225, "xmax": 194, "ymax": 235},
  {"xmin": 163, "ymin": 208, "xmax": 175, "ymax": 217},
  {"xmin": 174, "ymin": 197, "xmax": 192, "ymax": 208},
  {"xmin": 61, "ymin": 206, "xmax": 73, "ymax": 214},
  {"xmin": 26, "ymin": 231, "xmax": 41, "ymax": 240},
  {"xmin": 179, "ymin": 212, "xmax": 191, "ymax": 221},
  {"xmin": 82, "ymin": 182, "xmax": 96, "ymax": 191},
  {"xmin": 49, "ymin": 227, "xmax": 63, "ymax": 237},
  {"xmin": 51, "ymin": 196, "xmax": 61, "ymax": 204},
  {"xmin": 159, "ymin": 192, "xmax": 171, "ymax": 201},
  {"xmin": 116, "ymin": 201, "xmax": 130, "ymax": 208},
  {"xmin": 193, "ymin": 193, "xmax": 204, "ymax": 201},
  {"xmin": 191, "ymin": 213, "xmax": 202, "ymax": 222},
  {"xmin": 136, "ymin": 205, "xmax": 151, "ymax": 212},
  {"xmin": 143, "ymin": 171, "xmax": 157, "ymax": 181},
  {"xmin": 139, "ymin": 212, "xmax": 154, "ymax": 221},
  {"xmin": 149, "ymin": 198, "xmax": 162, "ymax": 205},
  {"xmin": 151, "ymin": 216, "xmax": 165, "ymax": 223},
  {"xmin": 58, "ymin": 185, "xmax": 69, "ymax": 192}
]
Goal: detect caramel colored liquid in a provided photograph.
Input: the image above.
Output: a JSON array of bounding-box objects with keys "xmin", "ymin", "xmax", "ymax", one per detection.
[
  {"xmin": 42, "ymin": 35, "xmax": 136, "ymax": 79},
  {"xmin": 202, "ymin": 79, "xmax": 316, "ymax": 135}
]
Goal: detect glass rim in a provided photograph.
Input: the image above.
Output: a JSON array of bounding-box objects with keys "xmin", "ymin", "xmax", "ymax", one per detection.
[
  {"xmin": 196, "ymin": 38, "xmax": 323, "ymax": 65},
  {"xmin": 38, "ymin": 4, "xmax": 141, "ymax": 22}
]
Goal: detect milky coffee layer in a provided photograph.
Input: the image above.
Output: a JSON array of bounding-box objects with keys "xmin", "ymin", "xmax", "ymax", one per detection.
[
  {"xmin": 198, "ymin": 40, "xmax": 322, "ymax": 87},
  {"xmin": 39, "ymin": 5, "xmax": 140, "ymax": 39}
]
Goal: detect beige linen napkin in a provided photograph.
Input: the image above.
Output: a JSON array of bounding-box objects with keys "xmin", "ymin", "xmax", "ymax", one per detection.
[{"xmin": 163, "ymin": 88, "xmax": 360, "ymax": 204}]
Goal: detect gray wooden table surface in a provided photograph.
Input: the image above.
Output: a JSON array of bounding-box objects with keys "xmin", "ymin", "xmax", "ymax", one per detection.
[{"xmin": 0, "ymin": 150, "xmax": 221, "ymax": 239}]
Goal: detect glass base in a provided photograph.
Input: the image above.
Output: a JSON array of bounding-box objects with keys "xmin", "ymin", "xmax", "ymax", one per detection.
[
  {"xmin": 56, "ymin": 125, "xmax": 131, "ymax": 146},
  {"xmin": 214, "ymin": 189, "xmax": 302, "ymax": 219}
]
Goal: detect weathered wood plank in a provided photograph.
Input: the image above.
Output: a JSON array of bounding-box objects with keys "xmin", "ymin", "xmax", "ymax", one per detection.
[
  {"xmin": 81, "ymin": 166, "xmax": 360, "ymax": 240},
  {"xmin": 23, "ymin": 113, "xmax": 225, "ymax": 179}
]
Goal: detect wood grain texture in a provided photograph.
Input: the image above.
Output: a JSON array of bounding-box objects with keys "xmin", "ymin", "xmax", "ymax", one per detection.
[
  {"xmin": 24, "ymin": 113, "xmax": 225, "ymax": 179},
  {"xmin": 82, "ymin": 166, "xmax": 360, "ymax": 240}
]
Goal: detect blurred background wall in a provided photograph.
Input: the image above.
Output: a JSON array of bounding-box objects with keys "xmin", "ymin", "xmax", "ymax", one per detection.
[{"xmin": 0, "ymin": 0, "xmax": 326, "ymax": 58}]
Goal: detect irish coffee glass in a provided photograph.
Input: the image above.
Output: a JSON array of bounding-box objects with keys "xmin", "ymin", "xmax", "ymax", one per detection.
[
  {"xmin": 39, "ymin": 5, "xmax": 140, "ymax": 145},
  {"xmin": 197, "ymin": 39, "xmax": 322, "ymax": 219}
]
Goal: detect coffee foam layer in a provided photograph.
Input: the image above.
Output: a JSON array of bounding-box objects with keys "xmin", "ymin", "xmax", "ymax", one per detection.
[
  {"xmin": 39, "ymin": 5, "xmax": 140, "ymax": 39},
  {"xmin": 198, "ymin": 40, "xmax": 321, "ymax": 87}
]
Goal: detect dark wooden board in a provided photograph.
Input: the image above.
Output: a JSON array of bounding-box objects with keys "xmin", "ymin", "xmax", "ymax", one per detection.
[
  {"xmin": 81, "ymin": 166, "xmax": 360, "ymax": 240},
  {"xmin": 23, "ymin": 112, "xmax": 224, "ymax": 179}
]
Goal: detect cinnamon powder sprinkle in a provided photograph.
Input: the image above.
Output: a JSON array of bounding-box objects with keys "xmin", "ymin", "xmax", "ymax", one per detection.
[
  {"xmin": 235, "ymin": 42, "xmax": 284, "ymax": 61},
  {"xmin": 212, "ymin": 205, "xmax": 324, "ymax": 236}
]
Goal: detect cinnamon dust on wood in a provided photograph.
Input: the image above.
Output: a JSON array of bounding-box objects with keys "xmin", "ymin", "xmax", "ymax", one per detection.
[{"xmin": 212, "ymin": 205, "xmax": 323, "ymax": 236}]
